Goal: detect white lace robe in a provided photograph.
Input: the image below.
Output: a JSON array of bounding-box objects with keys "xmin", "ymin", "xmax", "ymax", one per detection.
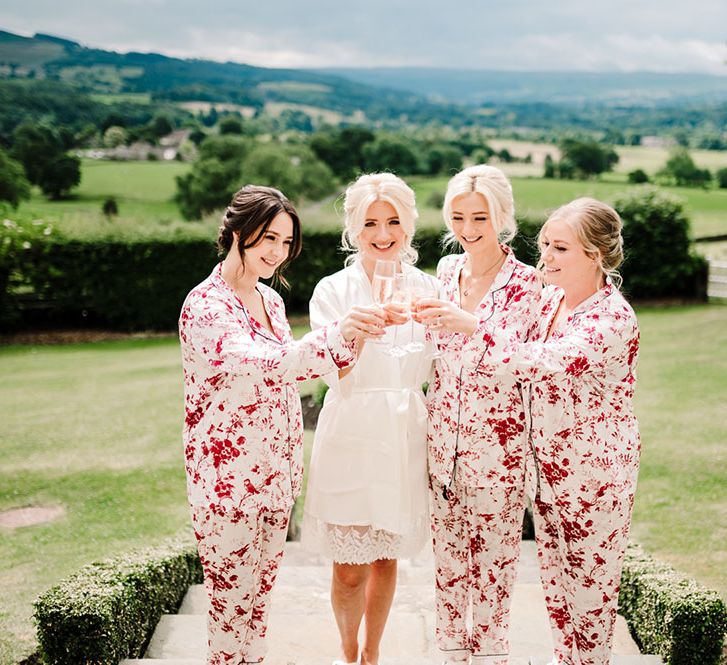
[{"xmin": 301, "ymin": 260, "xmax": 436, "ymax": 563}]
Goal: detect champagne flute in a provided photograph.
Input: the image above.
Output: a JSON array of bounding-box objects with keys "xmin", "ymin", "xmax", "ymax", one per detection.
[
  {"xmin": 386, "ymin": 272, "xmax": 412, "ymax": 357},
  {"xmin": 371, "ymin": 260, "xmax": 396, "ymax": 344},
  {"xmin": 411, "ymin": 274, "xmax": 444, "ymax": 359}
]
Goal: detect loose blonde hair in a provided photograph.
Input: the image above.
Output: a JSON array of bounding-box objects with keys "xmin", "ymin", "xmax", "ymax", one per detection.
[
  {"xmin": 538, "ymin": 197, "xmax": 625, "ymax": 288},
  {"xmin": 341, "ymin": 172, "xmax": 418, "ymax": 265},
  {"xmin": 442, "ymin": 164, "xmax": 517, "ymax": 247}
]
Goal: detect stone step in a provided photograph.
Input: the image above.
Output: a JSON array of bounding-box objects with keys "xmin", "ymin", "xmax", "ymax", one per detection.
[
  {"xmin": 125, "ymin": 539, "xmax": 651, "ymax": 664},
  {"xmin": 137, "ymin": 586, "xmax": 639, "ymax": 662},
  {"xmin": 119, "ymin": 657, "xmax": 529, "ymax": 665},
  {"xmin": 530, "ymin": 657, "xmax": 662, "ymax": 665}
]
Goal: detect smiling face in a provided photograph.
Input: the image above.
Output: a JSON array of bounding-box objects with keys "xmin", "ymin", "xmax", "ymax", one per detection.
[
  {"xmin": 240, "ymin": 211, "xmax": 294, "ymax": 281},
  {"xmin": 539, "ymin": 216, "xmax": 602, "ymax": 293},
  {"xmin": 358, "ymin": 200, "xmax": 406, "ymax": 268},
  {"xmin": 450, "ymin": 192, "xmax": 499, "ymax": 258}
]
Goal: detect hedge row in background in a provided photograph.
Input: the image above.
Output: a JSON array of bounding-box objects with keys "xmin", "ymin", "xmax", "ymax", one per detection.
[
  {"xmin": 1, "ymin": 186, "xmax": 708, "ymax": 331},
  {"xmin": 0, "ymin": 221, "xmax": 538, "ymax": 331},
  {"xmin": 619, "ymin": 542, "xmax": 727, "ymax": 665},
  {"xmin": 34, "ymin": 534, "xmax": 202, "ymax": 665}
]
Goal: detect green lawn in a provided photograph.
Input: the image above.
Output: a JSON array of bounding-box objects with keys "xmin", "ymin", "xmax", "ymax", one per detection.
[
  {"xmin": 12, "ymin": 159, "xmax": 196, "ymax": 239},
  {"xmin": 1, "ymin": 308, "xmax": 726, "ymax": 663},
  {"xmin": 7, "ymin": 152, "xmax": 726, "ymax": 241},
  {"xmin": 301, "ymin": 175, "xmax": 727, "ymax": 240},
  {"xmin": 630, "ymin": 304, "xmax": 727, "ymax": 594}
]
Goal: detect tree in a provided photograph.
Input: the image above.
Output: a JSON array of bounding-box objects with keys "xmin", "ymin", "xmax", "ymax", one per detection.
[
  {"xmin": 716, "ymin": 167, "xmax": 727, "ymax": 189},
  {"xmin": 103, "ymin": 125, "xmax": 128, "ymax": 148},
  {"xmin": 101, "ymin": 112, "xmax": 126, "ymax": 132},
  {"xmin": 219, "ymin": 116, "xmax": 243, "ymax": 135},
  {"xmin": 151, "ymin": 114, "xmax": 173, "ymax": 138},
  {"xmin": 102, "ymin": 197, "xmax": 119, "ymax": 220},
  {"xmin": 10, "ymin": 123, "xmax": 80, "ymax": 199},
  {"xmin": 426, "ymin": 144, "xmax": 464, "ymax": 175},
  {"xmin": 470, "ymin": 147, "xmax": 493, "ymax": 165},
  {"xmin": 627, "ymin": 169, "xmax": 649, "ymax": 184},
  {"xmin": 39, "ymin": 154, "xmax": 81, "ymax": 200},
  {"xmin": 362, "ymin": 135, "xmax": 422, "ymax": 176},
  {"xmin": 242, "ymin": 144, "xmax": 336, "ymax": 202},
  {"xmin": 310, "ymin": 127, "xmax": 375, "ymax": 180},
  {"xmin": 0, "ymin": 147, "xmax": 31, "ymax": 208},
  {"xmin": 543, "ymin": 154, "xmax": 556, "ymax": 179},
  {"xmin": 614, "ymin": 186, "xmax": 706, "ymax": 299},
  {"xmin": 276, "ymin": 109, "xmax": 313, "ymax": 133},
  {"xmin": 242, "ymin": 145, "xmax": 301, "ymax": 200},
  {"xmin": 559, "ymin": 138, "xmax": 619, "ymax": 178},
  {"xmin": 11, "ymin": 124, "xmax": 59, "ymax": 185},
  {"xmin": 176, "ymin": 158, "xmax": 241, "ymax": 220},
  {"xmin": 198, "ymin": 135, "xmax": 251, "ymax": 163},
  {"xmin": 658, "ymin": 148, "xmax": 712, "ymax": 188},
  {"xmin": 497, "ymin": 148, "xmax": 514, "ymax": 163}
]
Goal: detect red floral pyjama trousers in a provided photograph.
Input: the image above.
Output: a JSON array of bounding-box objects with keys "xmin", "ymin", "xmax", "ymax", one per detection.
[
  {"xmin": 430, "ymin": 479, "xmax": 525, "ymax": 665},
  {"xmin": 533, "ymin": 489, "xmax": 634, "ymax": 665},
  {"xmin": 191, "ymin": 506, "xmax": 289, "ymax": 665}
]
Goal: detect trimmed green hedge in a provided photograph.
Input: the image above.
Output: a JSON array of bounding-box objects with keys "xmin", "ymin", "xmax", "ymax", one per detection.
[
  {"xmin": 34, "ymin": 534, "xmax": 203, "ymax": 665},
  {"xmin": 1, "ymin": 220, "xmax": 541, "ymax": 331},
  {"xmin": 619, "ymin": 542, "xmax": 727, "ymax": 665},
  {"xmin": 0, "ymin": 204, "xmax": 708, "ymax": 332}
]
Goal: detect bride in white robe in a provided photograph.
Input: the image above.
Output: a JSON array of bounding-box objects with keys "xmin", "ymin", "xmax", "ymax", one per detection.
[{"xmin": 301, "ymin": 173, "xmax": 436, "ymax": 665}]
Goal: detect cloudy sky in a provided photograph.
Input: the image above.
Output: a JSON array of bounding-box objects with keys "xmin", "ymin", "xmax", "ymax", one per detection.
[{"xmin": 1, "ymin": 0, "xmax": 726, "ymax": 74}]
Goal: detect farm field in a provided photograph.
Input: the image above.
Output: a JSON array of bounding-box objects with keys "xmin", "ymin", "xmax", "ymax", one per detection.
[
  {"xmin": 9, "ymin": 148, "xmax": 726, "ymax": 240},
  {"xmin": 1, "ymin": 307, "xmax": 726, "ymax": 663},
  {"xmin": 488, "ymin": 138, "xmax": 727, "ymax": 176}
]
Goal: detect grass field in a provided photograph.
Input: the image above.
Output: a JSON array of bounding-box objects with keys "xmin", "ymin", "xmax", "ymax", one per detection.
[
  {"xmin": 11, "ymin": 159, "xmax": 196, "ymax": 239},
  {"xmin": 488, "ymin": 138, "xmax": 727, "ymax": 176},
  {"xmin": 7, "ymin": 147, "xmax": 726, "ymax": 241},
  {"xmin": 1, "ymin": 307, "xmax": 726, "ymax": 664}
]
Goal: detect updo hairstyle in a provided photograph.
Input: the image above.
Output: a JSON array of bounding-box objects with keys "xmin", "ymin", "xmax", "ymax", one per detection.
[
  {"xmin": 216, "ymin": 185, "xmax": 302, "ymax": 288},
  {"xmin": 539, "ymin": 197, "xmax": 625, "ymax": 287}
]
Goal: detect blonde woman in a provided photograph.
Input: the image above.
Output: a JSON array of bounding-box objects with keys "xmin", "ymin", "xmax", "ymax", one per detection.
[
  {"xmin": 412, "ymin": 165, "xmax": 541, "ymax": 665},
  {"xmin": 418, "ymin": 198, "xmax": 640, "ymax": 665},
  {"xmin": 302, "ymin": 173, "xmax": 437, "ymax": 665}
]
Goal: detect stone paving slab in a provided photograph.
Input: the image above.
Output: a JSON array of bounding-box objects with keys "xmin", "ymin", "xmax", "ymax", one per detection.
[
  {"xmin": 529, "ymin": 657, "xmax": 662, "ymax": 665},
  {"xmin": 135, "ymin": 539, "xmax": 649, "ymax": 664}
]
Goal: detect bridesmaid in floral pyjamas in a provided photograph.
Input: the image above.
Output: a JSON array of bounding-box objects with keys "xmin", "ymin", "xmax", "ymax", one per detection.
[
  {"xmin": 179, "ymin": 185, "xmax": 387, "ymax": 665},
  {"xmin": 421, "ymin": 165, "xmax": 541, "ymax": 665},
  {"xmin": 417, "ymin": 197, "xmax": 640, "ymax": 665}
]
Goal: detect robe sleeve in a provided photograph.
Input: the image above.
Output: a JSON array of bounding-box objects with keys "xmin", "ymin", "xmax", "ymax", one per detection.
[{"xmin": 309, "ymin": 277, "xmax": 354, "ymax": 394}]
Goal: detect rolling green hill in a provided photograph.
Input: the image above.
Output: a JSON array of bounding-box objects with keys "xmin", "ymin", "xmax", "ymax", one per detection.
[
  {"xmin": 0, "ymin": 30, "xmax": 465, "ymax": 125},
  {"xmin": 2, "ymin": 29, "xmax": 726, "ymax": 142}
]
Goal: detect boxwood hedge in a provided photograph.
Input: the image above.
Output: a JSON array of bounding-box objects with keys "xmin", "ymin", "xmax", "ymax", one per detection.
[
  {"xmin": 619, "ymin": 542, "xmax": 727, "ymax": 665},
  {"xmin": 33, "ymin": 534, "xmax": 202, "ymax": 665}
]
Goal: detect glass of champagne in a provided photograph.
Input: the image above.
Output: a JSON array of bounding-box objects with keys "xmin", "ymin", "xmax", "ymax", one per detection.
[
  {"xmin": 386, "ymin": 272, "xmax": 412, "ymax": 357},
  {"xmin": 411, "ymin": 274, "xmax": 443, "ymax": 359},
  {"xmin": 371, "ymin": 260, "xmax": 396, "ymax": 344}
]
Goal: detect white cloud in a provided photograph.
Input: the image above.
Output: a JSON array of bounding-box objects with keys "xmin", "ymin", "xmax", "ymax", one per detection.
[
  {"xmin": 507, "ymin": 33, "xmax": 727, "ymax": 74},
  {"xmin": 1, "ymin": 2, "xmax": 726, "ymax": 74}
]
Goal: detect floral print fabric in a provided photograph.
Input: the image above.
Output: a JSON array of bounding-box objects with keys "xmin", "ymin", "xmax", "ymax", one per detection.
[
  {"xmin": 179, "ymin": 263, "xmax": 355, "ymax": 516},
  {"xmin": 179, "ymin": 263, "xmax": 355, "ymax": 663},
  {"xmin": 427, "ymin": 249, "xmax": 541, "ymax": 490},
  {"xmin": 426, "ymin": 249, "xmax": 540, "ymax": 664},
  {"xmin": 192, "ymin": 506, "xmax": 289, "ymax": 664},
  {"xmin": 469, "ymin": 280, "xmax": 641, "ymax": 665}
]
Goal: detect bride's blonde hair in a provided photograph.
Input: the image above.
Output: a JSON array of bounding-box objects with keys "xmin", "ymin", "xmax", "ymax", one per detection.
[{"xmin": 341, "ymin": 173, "xmax": 419, "ymax": 266}]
